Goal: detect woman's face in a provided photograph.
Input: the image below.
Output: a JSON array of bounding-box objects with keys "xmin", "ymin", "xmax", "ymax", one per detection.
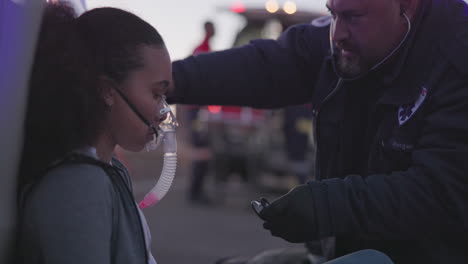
[{"xmin": 108, "ymin": 45, "xmax": 172, "ymax": 152}]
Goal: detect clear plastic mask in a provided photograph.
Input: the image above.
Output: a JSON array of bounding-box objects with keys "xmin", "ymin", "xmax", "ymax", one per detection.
[{"xmin": 145, "ymin": 96, "xmax": 178, "ymax": 152}]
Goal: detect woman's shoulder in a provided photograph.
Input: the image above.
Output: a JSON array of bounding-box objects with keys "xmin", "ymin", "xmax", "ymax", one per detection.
[
  {"xmin": 45, "ymin": 161, "xmax": 113, "ymax": 186},
  {"xmin": 19, "ymin": 162, "xmax": 117, "ymax": 262},
  {"xmin": 26, "ymin": 162, "xmax": 116, "ymax": 210}
]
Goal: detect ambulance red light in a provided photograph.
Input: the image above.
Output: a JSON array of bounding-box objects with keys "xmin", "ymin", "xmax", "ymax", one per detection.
[
  {"xmin": 231, "ymin": 1, "xmax": 246, "ymax": 13},
  {"xmin": 208, "ymin": 105, "xmax": 222, "ymax": 114}
]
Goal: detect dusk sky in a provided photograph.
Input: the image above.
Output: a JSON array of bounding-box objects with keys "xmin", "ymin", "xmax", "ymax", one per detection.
[{"xmin": 84, "ymin": 0, "xmax": 328, "ymax": 60}]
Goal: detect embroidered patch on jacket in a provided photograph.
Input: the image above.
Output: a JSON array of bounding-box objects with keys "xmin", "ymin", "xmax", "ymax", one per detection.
[{"xmin": 398, "ymin": 87, "xmax": 427, "ymax": 126}]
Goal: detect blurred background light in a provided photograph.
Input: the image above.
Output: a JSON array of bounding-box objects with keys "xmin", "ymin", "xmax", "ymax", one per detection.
[
  {"xmin": 283, "ymin": 1, "xmax": 297, "ymax": 15},
  {"xmin": 231, "ymin": 1, "xmax": 246, "ymax": 13},
  {"xmin": 265, "ymin": 0, "xmax": 279, "ymax": 13}
]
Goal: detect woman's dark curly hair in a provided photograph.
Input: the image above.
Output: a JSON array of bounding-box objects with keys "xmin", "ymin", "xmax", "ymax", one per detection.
[{"xmin": 18, "ymin": 2, "xmax": 165, "ymax": 192}]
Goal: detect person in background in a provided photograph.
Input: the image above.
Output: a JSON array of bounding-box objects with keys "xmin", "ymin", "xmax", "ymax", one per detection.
[
  {"xmin": 186, "ymin": 21, "xmax": 216, "ymax": 204},
  {"xmin": 16, "ymin": 3, "xmax": 171, "ymax": 264},
  {"xmin": 193, "ymin": 21, "xmax": 215, "ymax": 55},
  {"xmin": 168, "ymin": 0, "xmax": 468, "ymax": 262}
]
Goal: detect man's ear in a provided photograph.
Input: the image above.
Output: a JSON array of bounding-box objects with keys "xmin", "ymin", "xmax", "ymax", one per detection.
[
  {"xmin": 399, "ymin": 0, "xmax": 421, "ymax": 20},
  {"xmin": 98, "ymin": 76, "xmax": 116, "ymax": 107}
]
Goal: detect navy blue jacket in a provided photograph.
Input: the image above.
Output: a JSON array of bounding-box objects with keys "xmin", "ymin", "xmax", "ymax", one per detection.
[{"xmin": 170, "ymin": 0, "xmax": 468, "ymax": 262}]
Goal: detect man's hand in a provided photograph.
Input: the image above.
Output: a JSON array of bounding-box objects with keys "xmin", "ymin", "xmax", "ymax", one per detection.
[{"xmin": 259, "ymin": 184, "xmax": 317, "ymax": 243}]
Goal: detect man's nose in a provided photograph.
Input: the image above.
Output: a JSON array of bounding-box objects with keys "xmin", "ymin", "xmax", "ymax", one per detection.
[{"xmin": 331, "ymin": 17, "xmax": 349, "ymax": 44}]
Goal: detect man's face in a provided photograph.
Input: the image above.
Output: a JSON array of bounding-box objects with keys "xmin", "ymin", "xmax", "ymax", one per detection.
[{"xmin": 326, "ymin": 0, "xmax": 407, "ymax": 77}]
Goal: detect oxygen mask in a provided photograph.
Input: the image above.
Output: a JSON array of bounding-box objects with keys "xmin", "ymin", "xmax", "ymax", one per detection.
[{"xmin": 139, "ymin": 96, "xmax": 179, "ymax": 209}]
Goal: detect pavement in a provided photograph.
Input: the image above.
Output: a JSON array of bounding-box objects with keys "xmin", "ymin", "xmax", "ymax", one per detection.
[{"xmin": 116, "ymin": 146, "xmax": 303, "ymax": 264}]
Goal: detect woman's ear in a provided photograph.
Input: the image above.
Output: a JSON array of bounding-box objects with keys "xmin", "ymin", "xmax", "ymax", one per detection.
[{"xmin": 98, "ymin": 76, "xmax": 116, "ymax": 107}]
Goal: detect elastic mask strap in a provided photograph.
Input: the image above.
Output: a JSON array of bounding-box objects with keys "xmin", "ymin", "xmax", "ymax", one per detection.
[{"xmin": 111, "ymin": 86, "xmax": 159, "ymax": 136}]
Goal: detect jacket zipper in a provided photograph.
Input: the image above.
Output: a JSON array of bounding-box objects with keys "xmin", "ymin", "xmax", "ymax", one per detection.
[{"xmin": 313, "ymin": 78, "xmax": 344, "ymax": 180}]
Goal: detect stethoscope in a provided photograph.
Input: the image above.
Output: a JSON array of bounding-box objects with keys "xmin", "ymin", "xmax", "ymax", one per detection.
[{"xmin": 329, "ymin": 12, "xmax": 413, "ymax": 81}]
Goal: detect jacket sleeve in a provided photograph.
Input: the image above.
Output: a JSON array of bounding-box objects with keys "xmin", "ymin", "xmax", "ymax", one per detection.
[
  {"xmin": 169, "ymin": 24, "xmax": 329, "ymax": 109},
  {"xmin": 310, "ymin": 77, "xmax": 468, "ymax": 240},
  {"xmin": 22, "ymin": 164, "xmax": 114, "ymax": 264}
]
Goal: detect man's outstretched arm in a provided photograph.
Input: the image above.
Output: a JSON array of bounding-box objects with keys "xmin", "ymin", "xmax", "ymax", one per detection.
[{"xmin": 169, "ymin": 24, "xmax": 329, "ymax": 109}]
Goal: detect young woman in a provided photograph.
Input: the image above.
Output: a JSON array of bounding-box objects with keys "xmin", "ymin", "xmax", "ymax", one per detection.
[{"xmin": 17, "ymin": 3, "xmax": 171, "ymax": 263}]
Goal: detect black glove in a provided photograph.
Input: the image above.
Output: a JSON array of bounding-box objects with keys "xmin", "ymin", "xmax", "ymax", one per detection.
[{"xmin": 258, "ymin": 184, "xmax": 317, "ymax": 243}]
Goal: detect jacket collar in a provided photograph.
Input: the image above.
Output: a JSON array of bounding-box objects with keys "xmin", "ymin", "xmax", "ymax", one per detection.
[
  {"xmin": 438, "ymin": 0, "xmax": 468, "ymax": 76},
  {"xmin": 377, "ymin": 0, "xmax": 468, "ymax": 105},
  {"xmin": 376, "ymin": 0, "xmax": 439, "ymax": 105}
]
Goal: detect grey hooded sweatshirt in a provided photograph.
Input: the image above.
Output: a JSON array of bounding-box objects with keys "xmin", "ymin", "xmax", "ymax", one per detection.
[{"xmin": 17, "ymin": 153, "xmax": 155, "ymax": 264}]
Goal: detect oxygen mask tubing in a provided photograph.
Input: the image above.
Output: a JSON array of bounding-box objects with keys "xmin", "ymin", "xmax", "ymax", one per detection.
[
  {"xmin": 112, "ymin": 86, "xmax": 178, "ymax": 209},
  {"xmin": 139, "ymin": 98, "xmax": 179, "ymax": 209}
]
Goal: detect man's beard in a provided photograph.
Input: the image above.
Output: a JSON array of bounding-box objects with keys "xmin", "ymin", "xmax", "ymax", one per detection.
[{"xmin": 337, "ymin": 53, "xmax": 364, "ymax": 78}]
